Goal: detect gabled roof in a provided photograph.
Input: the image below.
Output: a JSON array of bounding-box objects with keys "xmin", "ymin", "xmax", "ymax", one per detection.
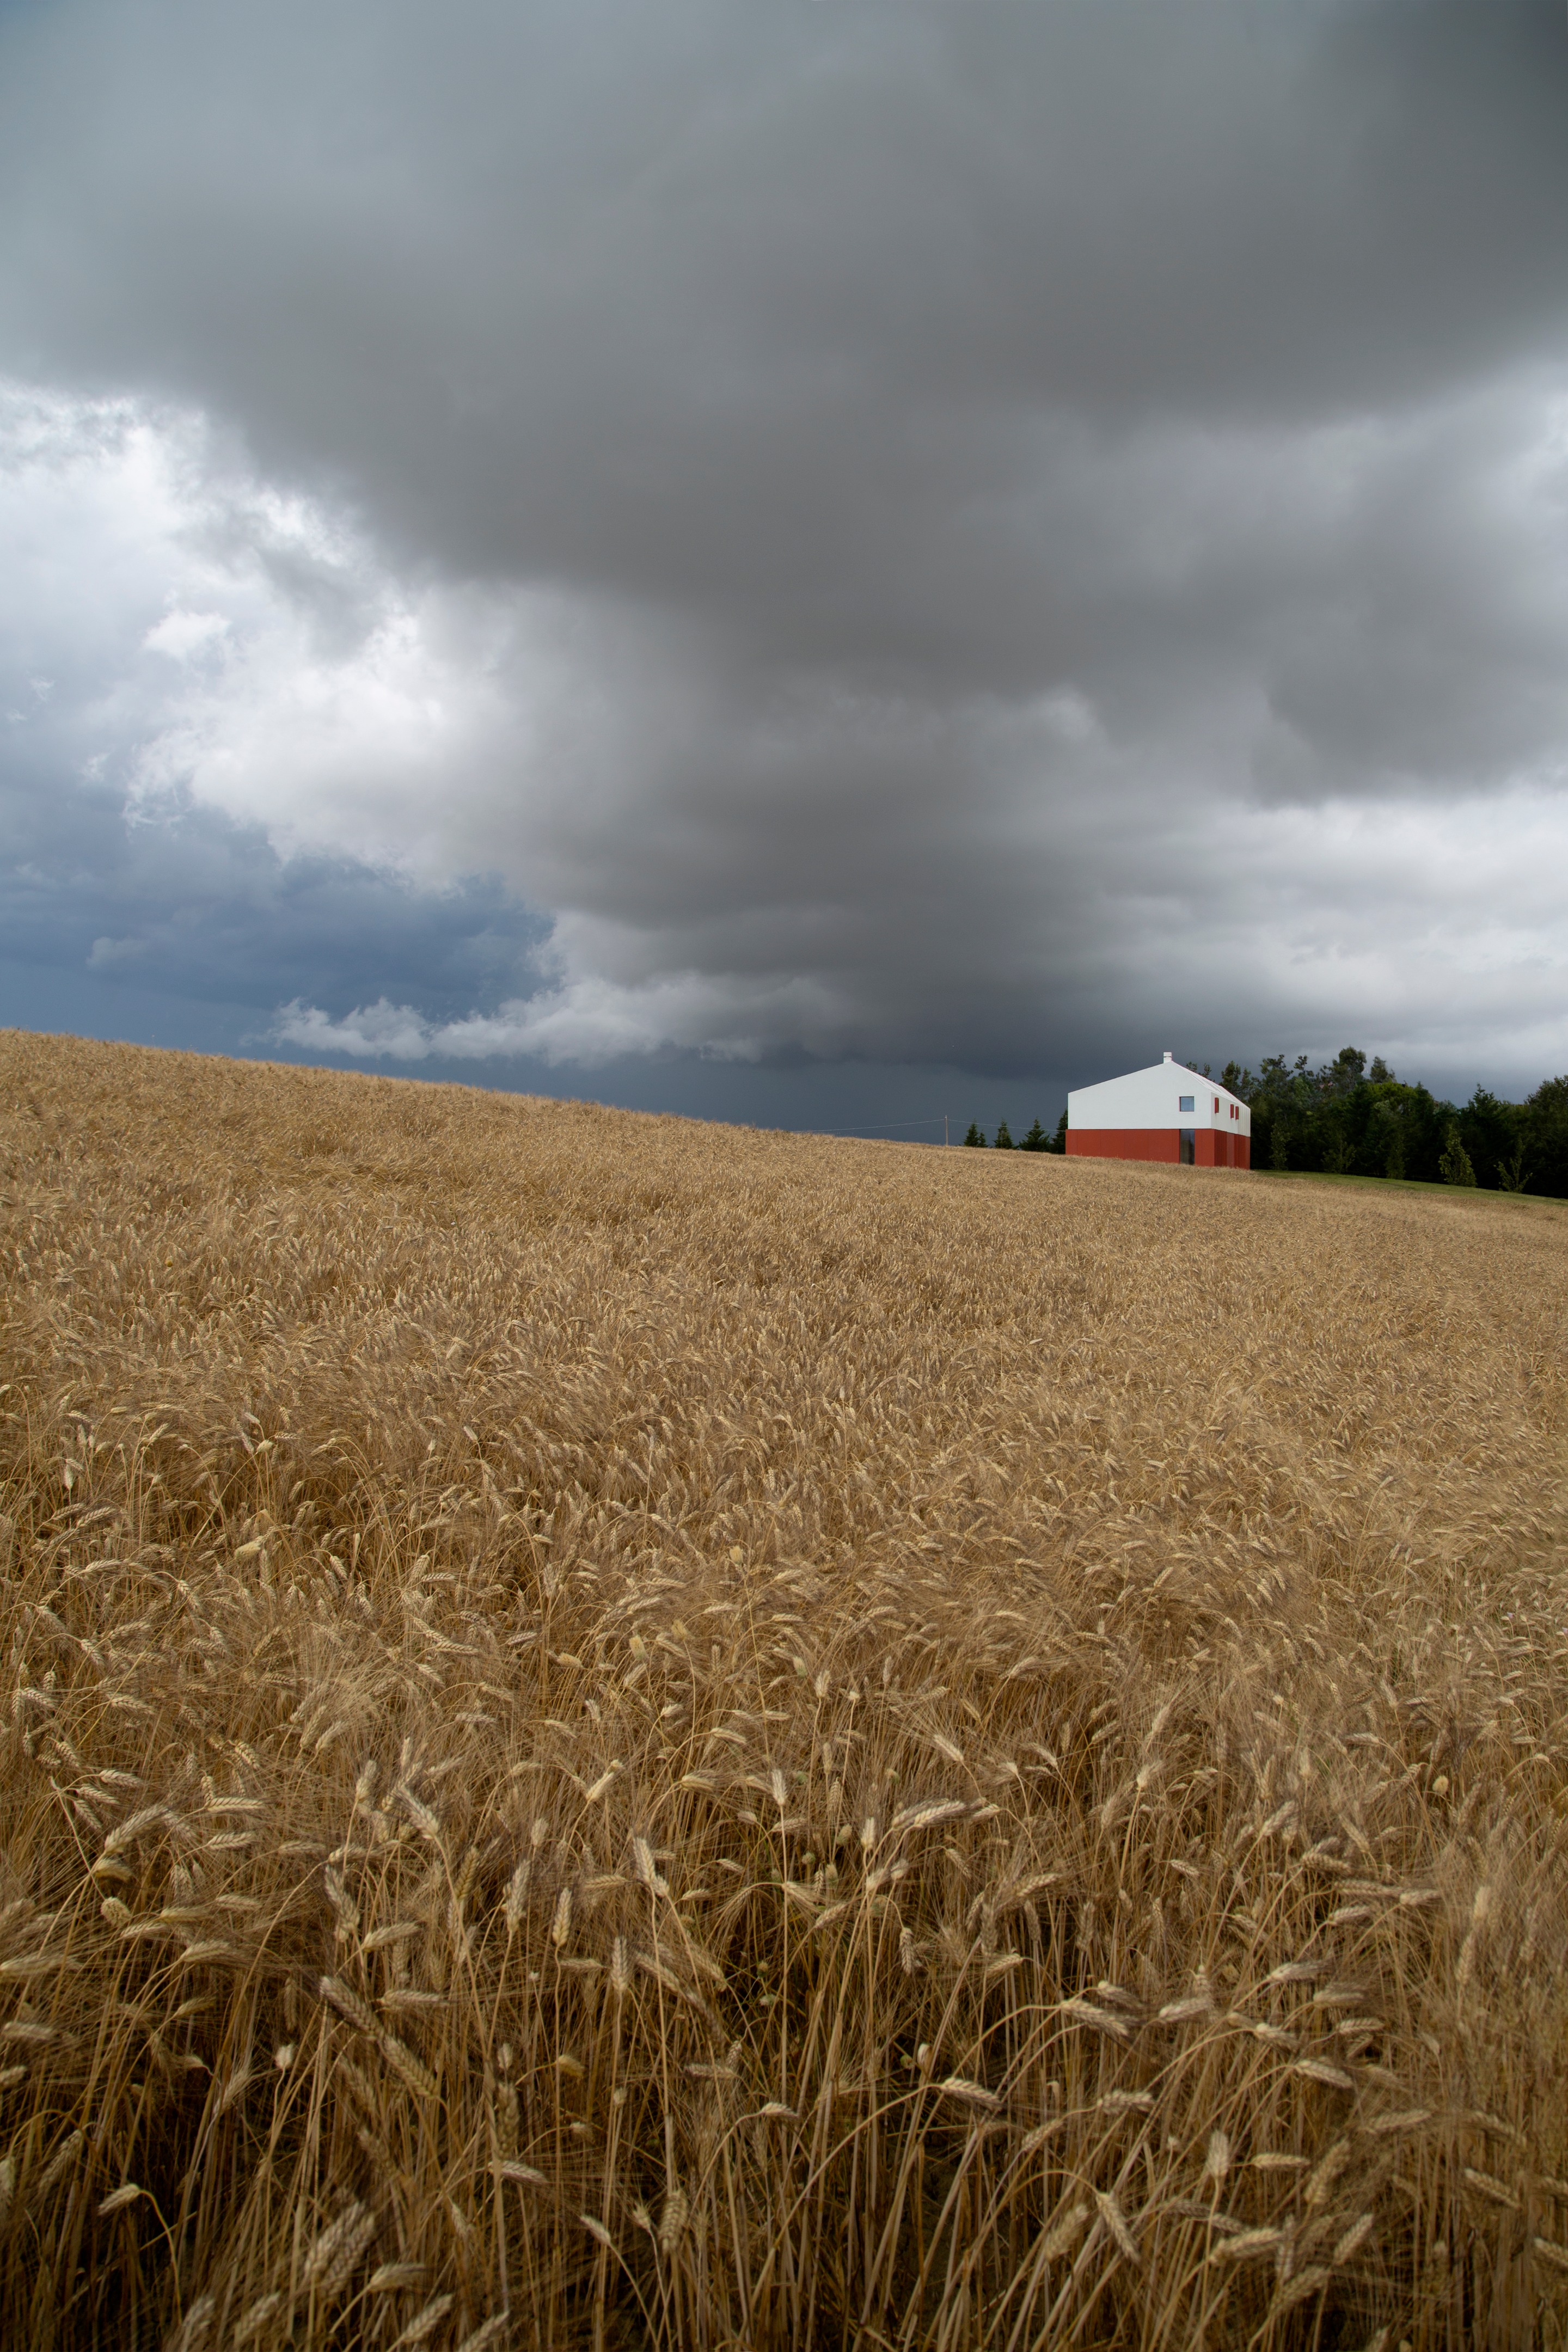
[{"xmin": 1067, "ymin": 1054, "xmax": 1250, "ymax": 1127}]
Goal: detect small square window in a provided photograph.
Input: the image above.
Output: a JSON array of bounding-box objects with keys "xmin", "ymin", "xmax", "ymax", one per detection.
[{"xmin": 1178, "ymin": 1094, "xmax": 1194, "ymax": 1112}]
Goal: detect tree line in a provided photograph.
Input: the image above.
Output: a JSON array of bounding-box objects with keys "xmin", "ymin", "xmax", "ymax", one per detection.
[
  {"xmin": 963, "ymin": 1113, "xmax": 1068, "ymax": 1152},
  {"xmin": 1211, "ymin": 1048, "xmax": 1568, "ymax": 1195},
  {"xmin": 961, "ymin": 1050, "xmax": 1568, "ymax": 1196}
]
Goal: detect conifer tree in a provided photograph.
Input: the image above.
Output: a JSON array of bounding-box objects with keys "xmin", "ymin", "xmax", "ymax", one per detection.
[
  {"xmin": 1020, "ymin": 1118, "xmax": 1048, "ymax": 1152},
  {"xmin": 994, "ymin": 1120, "xmax": 1014, "ymax": 1149},
  {"xmin": 963, "ymin": 1123, "xmax": 985, "ymax": 1147}
]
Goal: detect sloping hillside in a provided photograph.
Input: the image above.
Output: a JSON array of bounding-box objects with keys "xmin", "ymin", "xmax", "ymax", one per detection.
[{"xmin": 3, "ymin": 1031, "xmax": 1567, "ymax": 2349}]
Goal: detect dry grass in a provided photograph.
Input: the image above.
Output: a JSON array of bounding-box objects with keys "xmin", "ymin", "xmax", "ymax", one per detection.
[{"xmin": 3, "ymin": 1030, "xmax": 1568, "ymax": 2351}]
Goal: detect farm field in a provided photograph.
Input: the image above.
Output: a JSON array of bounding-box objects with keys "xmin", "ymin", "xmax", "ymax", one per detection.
[{"xmin": 3, "ymin": 1030, "xmax": 1568, "ymax": 2351}]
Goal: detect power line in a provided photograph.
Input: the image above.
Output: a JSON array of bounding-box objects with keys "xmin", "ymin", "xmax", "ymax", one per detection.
[{"xmin": 832, "ymin": 1114, "xmax": 951, "ymax": 1137}]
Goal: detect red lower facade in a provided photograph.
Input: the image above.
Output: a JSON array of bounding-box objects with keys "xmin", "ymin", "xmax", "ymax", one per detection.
[{"xmin": 1068, "ymin": 1127, "xmax": 1251, "ymax": 1169}]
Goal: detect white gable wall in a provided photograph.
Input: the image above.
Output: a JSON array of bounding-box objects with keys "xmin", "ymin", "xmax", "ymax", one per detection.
[{"xmin": 1068, "ymin": 1057, "xmax": 1251, "ymax": 1135}]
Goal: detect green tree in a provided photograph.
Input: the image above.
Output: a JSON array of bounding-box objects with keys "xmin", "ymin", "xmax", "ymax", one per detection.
[
  {"xmin": 1523, "ymin": 1076, "xmax": 1568, "ymax": 1199},
  {"xmin": 1457, "ymin": 1089, "xmax": 1528, "ymax": 1189},
  {"xmin": 963, "ymin": 1123, "xmax": 985, "ymax": 1147},
  {"xmin": 1438, "ymin": 1126, "xmax": 1477, "ymax": 1186},
  {"xmin": 994, "ymin": 1120, "xmax": 1014, "ymax": 1149},
  {"xmin": 1234, "ymin": 1049, "xmax": 1458, "ymax": 1183},
  {"xmin": 1367, "ymin": 1078, "xmax": 1448, "ymax": 1183},
  {"xmin": 1241, "ymin": 1053, "xmax": 1312, "ymax": 1171},
  {"xmin": 1019, "ymin": 1118, "xmax": 1049, "ymax": 1152},
  {"xmin": 1370, "ymin": 1088, "xmax": 1408, "ymax": 1179},
  {"xmin": 1050, "ymin": 1109, "xmax": 1068, "ymax": 1154}
]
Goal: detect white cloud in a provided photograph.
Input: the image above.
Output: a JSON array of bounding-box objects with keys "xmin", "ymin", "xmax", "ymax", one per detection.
[
  {"xmin": 0, "ymin": 378, "xmax": 559, "ymax": 874},
  {"xmin": 143, "ymin": 608, "xmax": 228, "ymax": 659},
  {"xmin": 275, "ymin": 961, "xmax": 847, "ymax": 1068}
]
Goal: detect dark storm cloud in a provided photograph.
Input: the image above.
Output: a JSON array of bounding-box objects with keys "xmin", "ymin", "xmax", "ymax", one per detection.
[
  {"xmin": 0, "ymin": 760, "xmax": 546, "ymax": 1027},
  {"xmin": 2, "ymin": 0, "xmax": 1567, "ymax": 1104}
]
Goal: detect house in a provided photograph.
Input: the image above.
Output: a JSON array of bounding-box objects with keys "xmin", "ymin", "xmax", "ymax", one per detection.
[{"xmin": 1067, "ymin": 1052, "xmax": 1251, "ymax": 1169}]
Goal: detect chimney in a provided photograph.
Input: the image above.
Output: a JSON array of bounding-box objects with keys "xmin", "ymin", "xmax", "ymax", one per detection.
[{"xmin": 1163, "ymin": 1051, "xmax": 1173, "ymax": 1063}]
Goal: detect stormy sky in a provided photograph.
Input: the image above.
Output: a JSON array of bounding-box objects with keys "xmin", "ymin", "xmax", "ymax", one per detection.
[{"xmin": 3, "ymin": 0, "xmax": 1567, "ymax": 1133}]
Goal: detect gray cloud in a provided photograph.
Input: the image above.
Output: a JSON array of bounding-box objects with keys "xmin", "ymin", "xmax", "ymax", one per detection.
[{"xmin": 2, "ymin": 0, "xmax": 1568, "ymax": 1111}]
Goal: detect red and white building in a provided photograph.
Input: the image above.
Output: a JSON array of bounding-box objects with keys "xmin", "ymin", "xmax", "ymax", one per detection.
[{"xmin": 1067, "ymin": 1052, "xmax": 1251, "ymax": 1169}]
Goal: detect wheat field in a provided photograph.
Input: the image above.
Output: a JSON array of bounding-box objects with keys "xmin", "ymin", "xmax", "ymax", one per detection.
[{"xmin": 3, "ymin": 1030, "xmax": 1568, "ymax": 2351}]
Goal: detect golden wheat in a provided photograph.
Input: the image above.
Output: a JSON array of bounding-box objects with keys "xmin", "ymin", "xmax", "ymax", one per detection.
[{"xmin": 2, "ymin": 1030, "xmax": 1568, "ymax": 2348}]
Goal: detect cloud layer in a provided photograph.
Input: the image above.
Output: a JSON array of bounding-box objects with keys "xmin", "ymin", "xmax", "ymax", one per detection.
[{"xmin": 3, "ymin": 1, "xmax": 1568, "ymax": 1107}]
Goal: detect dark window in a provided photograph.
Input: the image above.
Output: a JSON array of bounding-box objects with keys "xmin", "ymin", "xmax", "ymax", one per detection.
[
  {"xmin": 1179, "ymin": 1129, "xmax": 1195, "ymax": 1165},
  {"xmin": 1178, "ymin": 1094, "xmax": 1194, "ymax": 1112}
]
